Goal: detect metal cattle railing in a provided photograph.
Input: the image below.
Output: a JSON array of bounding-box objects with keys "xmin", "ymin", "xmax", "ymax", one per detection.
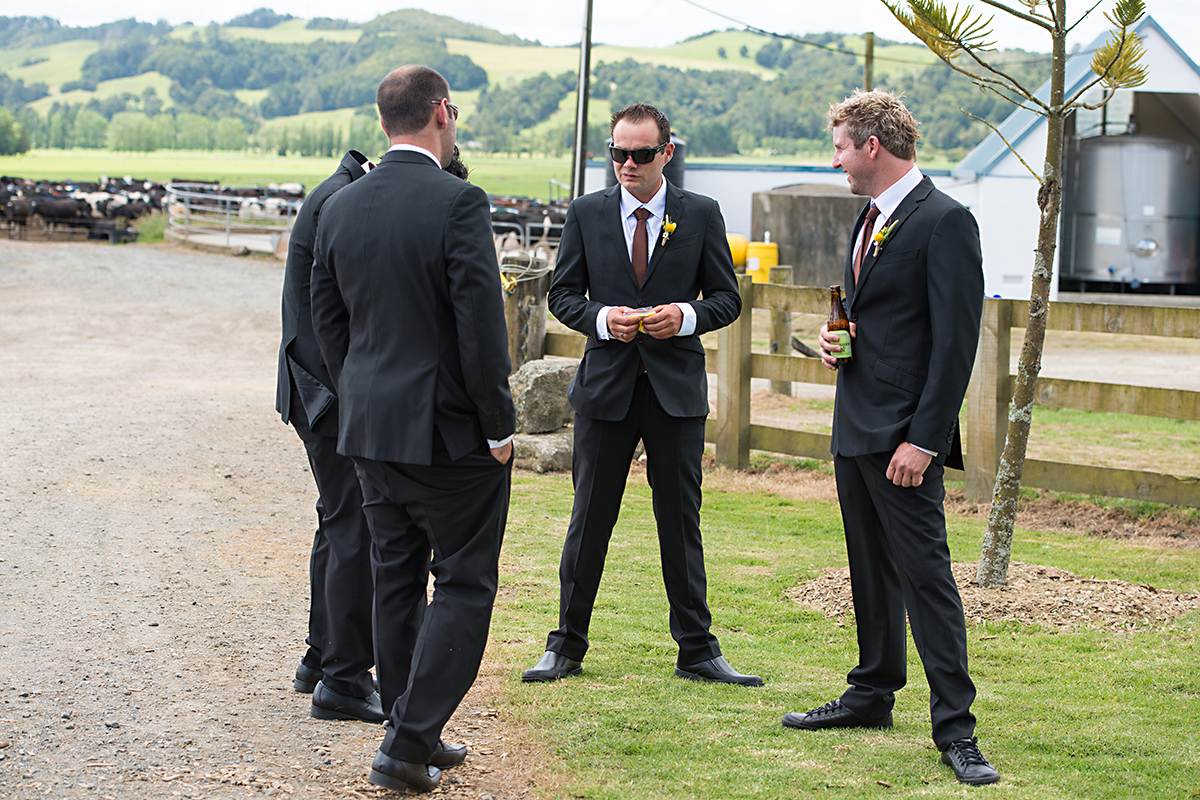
[{"xmin": 166, "ymin": 183, "xmax": 302, "ymax": 250}]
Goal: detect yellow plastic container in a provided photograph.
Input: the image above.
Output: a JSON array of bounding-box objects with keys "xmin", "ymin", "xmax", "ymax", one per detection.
[
  {"xmin": 745, "ymin": 241, "xmax": 778, "ymax": 283},
  {"xmin": 726, "ymin": 233, "xmax": 748, "ymax": 267}
]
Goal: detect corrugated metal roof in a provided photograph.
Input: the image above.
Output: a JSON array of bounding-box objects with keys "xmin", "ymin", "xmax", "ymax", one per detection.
[{"xmin": 951, "ymin": 16, "xmax": 1197, "ymax": 179}]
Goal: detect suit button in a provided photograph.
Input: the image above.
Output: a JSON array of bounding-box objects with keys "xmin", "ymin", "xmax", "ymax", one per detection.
[{"xmin": 851, "ymin": 314, "xmax": 858, "ymax": 322}]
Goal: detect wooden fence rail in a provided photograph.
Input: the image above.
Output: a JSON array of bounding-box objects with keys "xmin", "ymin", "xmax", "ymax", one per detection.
[{"xmin": 543, "ymin": 275, "xmax": 1200, "ymax": 508}]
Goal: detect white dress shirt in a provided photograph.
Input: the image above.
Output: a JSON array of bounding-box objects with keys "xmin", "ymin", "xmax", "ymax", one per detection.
[
  {"xmin": 851, "ymin": 164, "xmax": 924, "ymax": 267},
  {"xmin": 594, "ymin": 178, "xmax": 697, "ymax": 340}
]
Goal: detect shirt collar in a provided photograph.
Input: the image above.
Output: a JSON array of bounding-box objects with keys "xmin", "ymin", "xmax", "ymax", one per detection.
[
  {"xmin": 387, "ymin": 143, "xmax": 440, "ymax": 168},
  {"xmin": 619, "ymin": 177, "xmax": 668, "ymax": 221},
  {"xmin": 872, "ymin": 164, "xmax": 923, "ymax": 221}
]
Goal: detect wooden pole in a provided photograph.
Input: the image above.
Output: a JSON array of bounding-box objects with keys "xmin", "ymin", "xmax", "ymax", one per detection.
[
  {"xmin": 965, "ymin": 298, "xmax": 1011, "ymax": 502},
  {"xmin": 768, "ymin": 265, "xmax": 793, "ymax": 395},
  {"xmin": 503, "ymin": 259, "xmax": 551, "ymax": 374},
  {"xmin": 569, "ymin": 0, "xmax": 594, "ymax": 201},
  {"xmin": 864, "ymin": 32, "xmax": 875, "ymax": 91},
  {"xmin": 716, "ymin": 274, "xmax": 753, "ymax": 469}
]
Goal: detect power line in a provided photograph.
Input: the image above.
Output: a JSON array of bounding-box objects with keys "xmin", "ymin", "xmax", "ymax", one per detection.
[{"xmin": 674, "ymin": 0, "xmax": 1053, "ymax": 67}]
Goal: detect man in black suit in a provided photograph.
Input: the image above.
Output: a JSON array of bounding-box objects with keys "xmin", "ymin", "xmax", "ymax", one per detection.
[
  {"xmin": 276, "ymin": 149, "xmax": 383, "ymax": 722},
  {"xmin": 522, "ymin": 103, "xmax": 761, "ymax": 687},
  {"xmin": 785, "ymin": 90, "xmax": 998, "ymax": 786},
  {"xmin": 311, "ymin": 65, "xmax": 515, "ymax": 794}
]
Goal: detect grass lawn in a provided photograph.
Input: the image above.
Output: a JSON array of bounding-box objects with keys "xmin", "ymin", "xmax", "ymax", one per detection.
[
  {"xmin": 0, "ymin": 149, "xmax": 572, "ymax": 199},
  {"xmin": 491, "ymin": 466, "xmax": 1199, "ymax": 799}
]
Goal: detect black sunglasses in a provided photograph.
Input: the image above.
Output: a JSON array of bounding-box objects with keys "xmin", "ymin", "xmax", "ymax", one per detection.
[{"xmin": 609, "ymin": 142, "xmax": 668, "ymax": 164}]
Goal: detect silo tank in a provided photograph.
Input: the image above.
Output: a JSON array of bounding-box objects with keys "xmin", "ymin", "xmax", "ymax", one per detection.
[{"xmin": 1063, "ymin": 136, "xmax": 1199, "ymax": 284}]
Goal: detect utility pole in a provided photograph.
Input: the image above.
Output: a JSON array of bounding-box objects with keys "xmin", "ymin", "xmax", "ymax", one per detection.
[
  {"xmin": 569, "ymin": 0, "xmax": 594, "ymax": 201},
  {"xmin": 864, "ymin": 31, "xmax": 875, "ymax": 91}
]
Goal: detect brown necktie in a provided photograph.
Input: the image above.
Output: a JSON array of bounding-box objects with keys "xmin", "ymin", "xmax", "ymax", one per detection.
[
  {"xmin": 853, "ymin": 203, "xmax": 881, "ymax": 285},
  {"xmin": 632, "ymin": 207, "xmax": 651, "ymax": 286}
]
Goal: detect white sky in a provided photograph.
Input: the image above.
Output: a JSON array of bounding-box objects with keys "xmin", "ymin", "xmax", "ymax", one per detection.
[{"xmin": 36, "ymin": 0, "xmax": 1200, "ymax": 58}]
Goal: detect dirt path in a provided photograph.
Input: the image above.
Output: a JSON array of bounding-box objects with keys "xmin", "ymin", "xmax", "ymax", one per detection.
[{"xmin": 0, "ymin": 240, "xmax": 533, "ymax": 799}]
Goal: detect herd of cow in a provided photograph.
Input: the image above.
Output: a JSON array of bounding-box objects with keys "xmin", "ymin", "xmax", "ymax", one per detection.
[
  {"xmin": 2, "ymin": 176, "xmax": 168, "ymax": 242},
  {"xmin": 1, "ymin": 173, "xmax": 571, "ymax": 248}
]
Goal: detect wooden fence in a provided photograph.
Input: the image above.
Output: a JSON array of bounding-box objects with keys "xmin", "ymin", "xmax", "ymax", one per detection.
[{"xmin": 543, "ymin": 274, "xmax": 1200, "ymax": 508}]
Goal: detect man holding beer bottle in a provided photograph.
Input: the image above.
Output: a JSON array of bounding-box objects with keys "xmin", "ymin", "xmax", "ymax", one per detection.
[{"xmin": 792, "ymin": 90, "xmax": 997, "ymax": 786}]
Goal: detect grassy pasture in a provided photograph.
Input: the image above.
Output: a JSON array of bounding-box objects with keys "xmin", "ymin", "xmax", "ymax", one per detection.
[
  {"xmin": 168, "ymin": 20, "xmax": 364, "ymax": 44},
  {"xmin": 0, "ymin": 39, "xmax": 99, "ymax": 87},
  {"xmin": 494, "ymin": 467, "xmax": 1200, "ymax": 800},
  {"xmin": 25, "ymin": 71, "xmax": 175, "ymax": 116},
  {"xmin": 0, "ymin": 148, "xmax": 571, "ymax": 198}
]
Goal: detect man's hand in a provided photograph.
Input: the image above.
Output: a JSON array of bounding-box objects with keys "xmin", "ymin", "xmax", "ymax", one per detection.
[
  {"xmin": 886, "ymin": 442, "xmax": 933, "ymax": 487},
  {"xmin": 818, "ymin": 322, "xmax": 856, "ymax": 371},
  {"xmin": 640, "ymin": 304, "xmax": 683, "ymax": 339},
  {"xmin": 489, "ymin": 441, "xmax": 513, "ymax": 464},
  {"xmin": 606, "ymin": 307, "xmax": 641, "ymax": 343}
]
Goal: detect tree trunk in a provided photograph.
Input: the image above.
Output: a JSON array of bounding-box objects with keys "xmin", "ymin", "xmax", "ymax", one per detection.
[{"xmin": 977, "ymin": 1, "xmax": 1068, "ymax": 588}]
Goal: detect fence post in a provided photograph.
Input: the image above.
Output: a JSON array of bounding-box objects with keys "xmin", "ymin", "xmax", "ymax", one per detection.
[
  {"xmin": 768, "ymin": 265, "xmax": 794, "ymax": 395},
  {"xmin": 965, "ymin": 298, "xmax": 1011, "ymax": 503},
  {"xmin": 502, "ymin": 255, "xmax": 551, "ymax": 374},
  {"xmin": 716, "ymin": 274, "xmax": 753, "ymax": 469}
]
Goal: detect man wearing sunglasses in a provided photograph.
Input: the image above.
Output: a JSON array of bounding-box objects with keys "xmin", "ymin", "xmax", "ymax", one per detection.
[{"xmin": 524, "ymin": 103, "xmax": 760, "ymax": 687}]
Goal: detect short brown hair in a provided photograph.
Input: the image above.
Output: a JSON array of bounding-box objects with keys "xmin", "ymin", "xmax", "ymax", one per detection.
[
  {"xmin": 610, "ymin": 103, "xmax": 671, "ymax": 145},
  {"xmin": 828, "ymin": 90, "xmax": 919, "ymax": 161},
  {"xmin": 377, "ymin": 65, "xmax": 450, "ymax": 137}
]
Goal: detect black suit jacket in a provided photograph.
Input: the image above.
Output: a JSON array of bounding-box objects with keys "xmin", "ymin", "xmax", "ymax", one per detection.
[
  {"xmin": 276, "ymin": 150, "xmax": 368, "ymax": 437},
  {"xmin": 831, "ymin": 176, "xmax": 984, "ymax": 469},
  {"xmin": 547, "ymin": 182, "xmax": 741, "ymax": 421},
  {"xmin": 310, "ymin": 149, "xmax": 515, "ymax": 464}
]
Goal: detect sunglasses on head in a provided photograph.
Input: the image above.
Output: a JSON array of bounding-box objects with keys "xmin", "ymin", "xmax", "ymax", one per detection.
[{"xmin": 609, "ymin": 142, "xmax": 668, "ymax": 164}]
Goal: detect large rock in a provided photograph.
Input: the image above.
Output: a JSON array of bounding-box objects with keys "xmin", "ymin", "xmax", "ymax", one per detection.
[
  {"xmin": 513, "ymin": 432, "xmax": 573, "ymax": 473},
  {"xmin": 510, "ymin": 359, "xmax": 576, "ymax": 434}
]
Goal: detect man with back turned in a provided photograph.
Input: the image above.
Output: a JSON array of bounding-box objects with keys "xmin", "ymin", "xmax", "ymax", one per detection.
[
  {"xmin": 310, "ymin": 65, "xmax": 515, "ymax": 794},
  {"xmin": 787, "ymin": 90, "xmax": 998, "ymax": 787}
]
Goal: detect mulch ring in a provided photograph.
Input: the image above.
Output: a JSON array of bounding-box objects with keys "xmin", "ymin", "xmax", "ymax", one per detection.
[{"xmin": 787, "ymin": 562, "xmax": 1200, "ymax": 632}]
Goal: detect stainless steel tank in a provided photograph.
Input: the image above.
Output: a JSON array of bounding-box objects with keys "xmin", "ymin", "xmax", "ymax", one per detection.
[{"xmin": 1062, "ymin": 136, "xmax": 1199, "ymax": 285}]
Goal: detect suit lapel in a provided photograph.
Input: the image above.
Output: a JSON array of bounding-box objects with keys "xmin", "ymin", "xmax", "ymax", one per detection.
[
  {"xmin": 851, "ymin": 177, "xmax": 934, "ymax": 311},
  {"xmin": 846, "ymin": 202, "xmax": 870, "ymax": 306},
  {"xmin": 643, "ymin": 182, "xmax": 685, "ymax": 286}
]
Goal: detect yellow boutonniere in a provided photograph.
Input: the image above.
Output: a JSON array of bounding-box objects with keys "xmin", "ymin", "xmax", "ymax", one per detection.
[
  {"xmin": 872, "ymin": 219, "xmax": 899, "ymax": 257},
  {"xmin": 660, "ymin": 215, "xmax": 677, "ymax": 247}
]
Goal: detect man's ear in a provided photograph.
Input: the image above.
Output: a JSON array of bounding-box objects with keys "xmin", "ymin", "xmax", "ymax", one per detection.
[{"xmin": 866, "ymin": 135, "xmax": 881, "ymax": 159}]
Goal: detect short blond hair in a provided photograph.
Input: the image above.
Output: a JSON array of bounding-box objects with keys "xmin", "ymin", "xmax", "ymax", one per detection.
[{"xmin": 828, "ymin": 90, "xmax": 919, "ymax": 161}]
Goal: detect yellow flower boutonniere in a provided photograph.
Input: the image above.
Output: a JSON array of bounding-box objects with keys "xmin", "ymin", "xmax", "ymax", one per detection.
[
  {"xmin": 872, "ymin": 219, "xmax": 899, "ymax": 257},
  {"xmin": 660, "ymin": 215, "xmax": 677, "ymax": 247}
]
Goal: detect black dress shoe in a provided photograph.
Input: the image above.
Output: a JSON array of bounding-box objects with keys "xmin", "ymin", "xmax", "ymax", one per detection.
[
  {"xmin": 941, "ymin": 737, "xmax": 1000, "ymax": 785},
  {"xmin": 295, "ymin": 663, "xmax": 379, "ymax": 694},
  {"xmin": 369, "ymin": 751, "xmax": 440, "ymax": 793},
  {"xmin": 429, "ymin": 740, "xmax": 467, "ymax": 768},
  {"xmin": 294, "ymin": 662, "xmax": 321, "ymax": 693},
  {"xmin": 782, "ymin": 698, "xmax": 892, "ymax": 730},
  {"xmin": 674, "ymin": 656, "xmax": 764, "ymax": 686},
  {"xmin": 522, "ymin": 651, "xmax": 582, "ymax": 682},
  {"xmin": 310, "ymin": 680, "xmax": 386, "ymax": 723}
]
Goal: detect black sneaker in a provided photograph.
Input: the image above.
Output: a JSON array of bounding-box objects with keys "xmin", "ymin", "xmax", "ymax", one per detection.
[{"xmin": 941, "ymin": 737, "xmax": 1000, "ymax": 785}]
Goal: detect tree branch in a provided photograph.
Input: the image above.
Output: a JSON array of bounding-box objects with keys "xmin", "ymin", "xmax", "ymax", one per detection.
[
  {"xmin": 1067, "ymin": 0, "xmax": 1107, "ymax": 33},
  {"xmin": 976, "ymin": 0, "xmax": 1054, "ymax": 30},
  {"xmin": 962, "ymin": 108, "xmax": 1044, "ymax": 182}
]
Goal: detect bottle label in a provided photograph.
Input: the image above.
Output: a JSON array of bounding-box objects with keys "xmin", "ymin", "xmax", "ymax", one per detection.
[{"xmin": 832, "ymin": 329, "xmax": 852, "ymax": 359}]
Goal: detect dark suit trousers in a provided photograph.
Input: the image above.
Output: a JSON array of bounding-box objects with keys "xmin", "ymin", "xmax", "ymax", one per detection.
[
  {"xmin": 834, "ymin": 451, "xmax": 976, "ymax": 748},
  {"xmin": 288, "ymin": 392, "xmax": 375, "ymax": 697},
  {"xmin": 546, "ymin": 373, "xmax": 722, "ymax": 665},
  {"xmin": 354, "ymin": 437, "xmax": 510, "ymax": 765}
]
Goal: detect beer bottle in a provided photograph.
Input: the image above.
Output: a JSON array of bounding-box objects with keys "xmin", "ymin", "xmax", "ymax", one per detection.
[{"xmin": 827, "ymin": 285, "xmax": 852, "ymax": 365}]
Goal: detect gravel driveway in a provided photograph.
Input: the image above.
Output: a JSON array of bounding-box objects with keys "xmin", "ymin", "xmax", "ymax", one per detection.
[{"xmin": 0, "ymin": 241, "xmax": 527, "ymax": 799}]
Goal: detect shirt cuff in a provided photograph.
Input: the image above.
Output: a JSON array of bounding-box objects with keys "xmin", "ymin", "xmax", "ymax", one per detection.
[
  {"xmin": 673, "ymin": 302, "xmax": 696, "ymax": 336},
  {"xmin": 909, "ymin": 443, "xmax": 937, "ymax": 457},
  {"xmin": 596, "ymin": 305, "xmax": 614, "ymax": 340},
  {"xmin": 487, "ymin": 435, "xmax": 514, "ymax": 449}
]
